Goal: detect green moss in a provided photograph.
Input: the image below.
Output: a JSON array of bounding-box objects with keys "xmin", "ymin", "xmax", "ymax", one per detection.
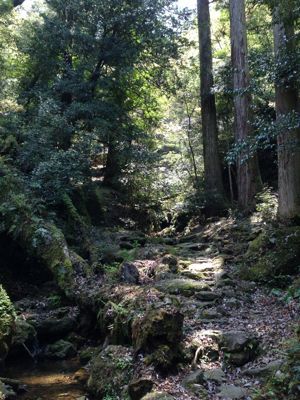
[
  {"xmin": 241, "ymin": 226, "xmax": 300, "ymax": 285},
  {"xmin": 87, "ymin": 345, "xmax": 133, "ymax": 398},
  {"xmin": 155, "ymin": 278, "xmax": 210, "ymax": 296},
  {"xmin": 0, "ymin": 285, "xmax": 15, "ymax": 363}
]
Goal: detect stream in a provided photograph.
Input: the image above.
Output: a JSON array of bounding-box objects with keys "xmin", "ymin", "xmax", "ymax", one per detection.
[{"xmin": 5, "ymin": 358, "xmax": 88, "ymax": 400}]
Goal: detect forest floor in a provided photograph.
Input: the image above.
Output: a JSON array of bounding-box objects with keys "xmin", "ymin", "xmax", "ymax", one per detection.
[{"xmin": 2, "ymin": 216, "xmax": 299, "ymax": 400}]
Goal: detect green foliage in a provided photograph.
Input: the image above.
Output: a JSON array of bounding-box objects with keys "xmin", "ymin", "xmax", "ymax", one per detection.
[
  {"xmin": 255, "ymin": 187, "xmax": 278, "ymax": 221},
  {"xmin": 0, "ymin": 284, "xmax": 15, "ymax": 340}
]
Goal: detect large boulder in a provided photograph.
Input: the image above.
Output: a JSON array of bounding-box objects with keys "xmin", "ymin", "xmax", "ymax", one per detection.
[
  {"xmin": 9, "ymin": 319, "xmax": 37, "ymax": 357},
  {"xmin": 132, "ymin": 308, "xmax": 184, "ymax": 371},
  {"xmin": 87, "ymin": 345, "xmax": 133, "ymax": 398},
  {"xmin": 132, "ymin": 308, "xmax": 183, "ymax": 353},
  {"xmin": 0, "ymin": 285, "xmax": 15, "ymax": 364},
  {"xmin": 120, "ymin": 262, "xmax": 140, "ymax": 284},
  {"xmin": 128, "ymin": 377, "xmax": 154, "ymax": 400},
  {"xmin": 27, "ymin": 306, "xmax": 79, "ymax": 340},
  {"xmin": 218, "ymin": 331, "xmax": 259, "ymax": 366},
  {"xmin": 217, "ymin": 384, "xmax": 248, "ymax": 399}
]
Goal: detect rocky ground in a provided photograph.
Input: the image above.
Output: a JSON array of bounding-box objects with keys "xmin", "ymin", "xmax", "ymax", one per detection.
[{"xmin": 1, "ymin": 217, "xmax": 299, "ymax": 399}]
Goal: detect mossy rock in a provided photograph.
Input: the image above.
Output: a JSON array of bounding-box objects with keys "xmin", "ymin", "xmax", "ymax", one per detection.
[
  {"xmin": 241, "ymin": 226, "xmax": 300, "ymax": 284},
  {"xmin": 0, "ymin": 285, "xmax": 15, "ymax": 364},
  {"xmin": 132, "ymin": 308, "xmax": 183, "ymax": 353},
  {"xmin": 44, "ymin": 339, "xmax": 76, "ymax": 360},
  {"xmin": 87, "ymin": 345, "xmax": 133, "ymax": 398},
  {"xmin": 79, "ymin": 346, "xmax": 100, "ymax": 364},
  {"xmin": 96, "ymin": 286, "xmax": 179, "ymax": 347},
  {"xmin": 155, "ymin": 278, "xmax": 210, "ymax": 297},
  {"xmin": 141, "ymin": 392, "xmax": 175, "ymax": 400}
]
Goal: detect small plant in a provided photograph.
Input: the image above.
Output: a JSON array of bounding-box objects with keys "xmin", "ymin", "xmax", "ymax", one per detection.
[
  {"xmin": 48, "ymin": 294, "xmax": 62, "ymax": 308},
  {"xmin": 103, "ymin": 263, "xmax": 120, "ymax": 282}
]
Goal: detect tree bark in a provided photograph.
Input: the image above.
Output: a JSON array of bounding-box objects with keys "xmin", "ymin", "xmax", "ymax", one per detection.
[
  {"xmin": 229, "ymin": 0, "xmax": 261, "ymax": 209},
  {"xmin": 273, "ymin": 10, "xmax": 300, "ymax": 219},
  {"xmin": 197, "ymin": 0, "xmax": 224, "ymax": 199}
]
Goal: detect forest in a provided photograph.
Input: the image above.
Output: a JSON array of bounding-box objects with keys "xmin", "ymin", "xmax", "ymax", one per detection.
[{"xmin": 0, "ymin": 0, "xmax": 299, "ymax": 399}]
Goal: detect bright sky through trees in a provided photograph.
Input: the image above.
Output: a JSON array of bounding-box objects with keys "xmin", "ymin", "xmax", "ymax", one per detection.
[
  {"xmin": 22, "ymin": 0, "xmax": 197, "ymax": 11},
  {"xmin": 177, "ymin": 0, "xmax": 196, "ymax": 8}
]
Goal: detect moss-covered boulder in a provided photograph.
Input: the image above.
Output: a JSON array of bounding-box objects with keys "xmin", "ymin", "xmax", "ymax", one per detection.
[
  {"xmin": 96, "ymin": 286, "xmax": 180, "ymax": 347},
  {"xmin": 132, "ymin": 308, "xmax": 183, "ymax": 353},
  {"xmin": 0, "ymin": 285, "xmax": 15, "ymax": 364},
  {"xmin": 155, "ymin": 278, "xmax": 210, "ymax": 297},
  {"xmin": 9, "ymin": 319, "xmax": 36, "ymax": 357},
  {"xmin": 27, "ymin": 306, "xmax": 80, "ymax": 340},
  {"xmin": 141, "ymin": 392, "xmax": 175, "ymax": 400},
  {"xmin": 45, "ymin": 339, "xmax": 76, "ymax": 359},
  {"xmin": 128, "ymin": 377, "xmax": 154, "ymax": 400},
  {"xmin": 241, "ymin": 226, "xmax": 300, "ymax": 284},
  {"xmin": 132, "ymin": 308, "xmax": 184, "ymax": 371},
  {"xmin": 87, "ymin": 345, "xmax": 134, "ymax": 398}
]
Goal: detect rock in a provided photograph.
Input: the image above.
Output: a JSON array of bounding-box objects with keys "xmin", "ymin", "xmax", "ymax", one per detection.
[
  {"xmin": 141, "ymin": 392, "xmax": 175, "ymax": 400},
  {"xmin": 182, "ymin": 370, "xmax": 203, "ymax": 388},
  {"xmin": 73, "ymin": 368, "xmax": 89, "ymax": 384},
  {"xmin": 87, "ymin": 345, "xmax": 133, "ymax": 398},
  {"xmin": 0, "ymin": 285, "xmax": 15, "ymax": 364},
  {"xmin": 186, "ymin": 384, "xmax": 208, "ymax": 398},
  {"xmin": 128, "ymin": 377, "xmax": 154, "ymax": 400},
  {"xmin": 144, "ymin": 344, "xmax": 180, "ymax": 370},
  {"xmin": 10, "ymin": 319, "xmax": 36, "ymax": 357},
  {"xmin": 132, "ymin": 308, "xmax": 184, "ymax": 371},
  {"xmin": 203, "ymin": 367, "xmax": 225, "ymax": 383},
  {"xmin": 201, "ymin": 308, "xmax": 222, "ymax": 320},
  {"xmin": 132, "ymin": 308, "xmax": 183, "ymax": 353},
  {"xmin": 217, "ymin": 384, "xmax": 248, "ymax": 399},
  {"xmin": 120, "ymin": 262, "xmax": 140, "ymax": 284},
  {"xmin": 225, "ymin": 298, "xmax": 241, "ymax": 309},
  {"xmin": 155, "ymin": 279, "xmax": 210, "ymax": 297},
  {"xmin": 219, "ymin": 331, "xmax": 259, "ymax": 366},
  {"xmin": 44, "ymin": 339, "xmax": 76, "ymax": 359},
  {"xmin": 195, "ymin": 291, "xmax": 221, "ymax": 301},
  {"xmin": 79, "ymin": 346, "xmax": 99, "ymax": 364},
  {"xmin": 161, "ymin": 255, "xmax": 178, "ymax": 273},
  {"xmin": 28, "ymin": 306, "xmax": 79, "ymax": 340},
  {"xmin": 242, "ymin": 226, "xmax": 300, "ymax": 283},
  {"xmin": 242, "ymin": 359, "xmax": 283, "ymax": 379}
]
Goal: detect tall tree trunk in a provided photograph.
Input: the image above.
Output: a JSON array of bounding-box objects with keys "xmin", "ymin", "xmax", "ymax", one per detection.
[
  {"xmin": 229, "ymin": 0, "xmax": 261, "ymax": 209},
  {"xmin": 197, "ymin": 0, "xmax": 224, "ymax": 200},
  {"xmin": 273, "ymin": 9, "xmax": 300, "ymax": 219}
]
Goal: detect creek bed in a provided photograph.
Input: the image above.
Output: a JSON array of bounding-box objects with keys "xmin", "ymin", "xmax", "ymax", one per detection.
[{"xmin": 4, "ymin": 358, "xmax": 88, "ymax": 400}]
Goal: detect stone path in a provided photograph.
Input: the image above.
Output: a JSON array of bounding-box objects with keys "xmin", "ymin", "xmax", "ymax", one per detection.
[{"xmin": 151, "ymin": 233, "xmax": 299, "ymax": 400}]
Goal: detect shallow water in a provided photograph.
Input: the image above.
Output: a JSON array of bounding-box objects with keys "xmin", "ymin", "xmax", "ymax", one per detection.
[{"xmin": 4, "ymin": 358, "xmax": 88, "ymax": 400}]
